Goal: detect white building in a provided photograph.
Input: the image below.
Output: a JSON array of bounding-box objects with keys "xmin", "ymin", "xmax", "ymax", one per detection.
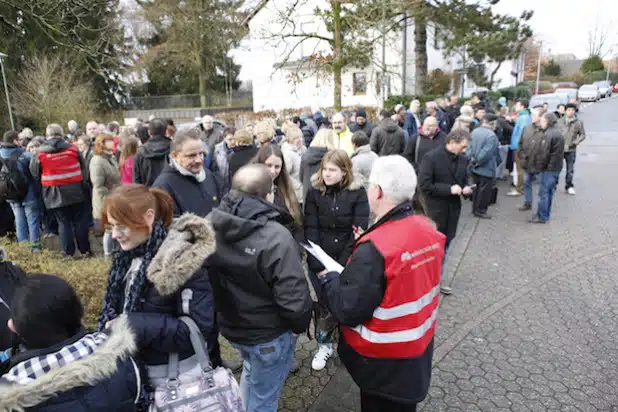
[{"xmin": 241, "ymin": 0, "xmax": 521, "ymax": 112}]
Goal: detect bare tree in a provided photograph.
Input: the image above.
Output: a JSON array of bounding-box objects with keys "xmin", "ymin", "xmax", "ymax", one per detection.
[{"xmin": 588, "ymin": 18, "xmax": 612, "ymax": 57}]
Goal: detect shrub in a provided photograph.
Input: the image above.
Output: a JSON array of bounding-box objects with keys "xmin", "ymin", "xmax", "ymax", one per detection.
[
  {"xmin": 0, "ymin": 239, "xmax": 109, "ymax": 330},
  {"xmin": 384, "ymin": 94, "xmax": 444, "ymax": 111},
  {"xmin": 497, "ymin": 86, "xmax": 531, "ymax": 101},
  {"xmin": 581, "ymin": 55, "xmax": 604, "ymax": 73},
  {"xmin": 424, "ymin": 69, "xmax": 453, "ymax": 95}
]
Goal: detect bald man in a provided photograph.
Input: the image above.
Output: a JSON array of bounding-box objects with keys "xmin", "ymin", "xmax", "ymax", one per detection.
[
  {"xmin": 403, "ymin": 116, "xmax": 447, "ymax": 170},
  {"xmin": 207, "ymin": 163, "xmax": 312, "ymax": 411},
  {"xmin": 199, "ymin": 115, "xmax": 224, "ymax": 154}
]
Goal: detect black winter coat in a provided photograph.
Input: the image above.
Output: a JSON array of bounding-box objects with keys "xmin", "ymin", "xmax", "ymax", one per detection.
[
  {"xmin": 133, "ymin": 135, "xmax": 171, "ymax": 187},
  {"xmin": 299, "ymin": 147, "xmax": 328, "ymax": 203},
  {"xmin": 403, "ymin": 131, "xmax": 447, "ymax": 170},
  {"xmin": 207, "ymin": 191, "xmax": 312, "ymax": 346},
  {"xmin": 153, "ymin": 164, "xmax": 220, "ymax": 218},
  {"xmin": 304, "ymin": 174, "xmax": 370, "ymax": 273},
  {"xmin": 117, "ymin": 215, "xmax": 216, "ymax": 366},
  {"xmin": 370, "ymin": 118, "xmax": 406, "ymax": 156},
  {"xmin": 227, "ymin": 145, "xmax": 258, "ymax": 181},
  {"xmin": 349, "ymin": 121, "xmax": 374, "ymax": 138},
  {"xmin": 418, "ymin": 147, "xmax": 470, "ymax": 244},
  {"xmin": 319, "ymin": 202, "xmax": 435, "ymax": 405},
  {"xmin": 0, "ymin": 317, "xmax": 139, "ymax": 412}
]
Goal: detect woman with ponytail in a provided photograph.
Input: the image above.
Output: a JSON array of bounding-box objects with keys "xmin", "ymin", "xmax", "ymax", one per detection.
[{"xmin": 98, "ymin": 184, "xmax": 218, "ymax": 406}]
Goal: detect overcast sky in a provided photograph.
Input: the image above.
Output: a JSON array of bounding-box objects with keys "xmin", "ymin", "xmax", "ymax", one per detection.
[{"xmin": 493, "ymin": 0, "xmax": 617, "ymax": 59}]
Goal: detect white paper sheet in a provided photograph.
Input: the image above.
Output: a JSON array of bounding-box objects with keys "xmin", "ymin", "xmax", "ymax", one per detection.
[{"xmin": 302, "ymin": 240, "xmax": 344, "ymax": 273}]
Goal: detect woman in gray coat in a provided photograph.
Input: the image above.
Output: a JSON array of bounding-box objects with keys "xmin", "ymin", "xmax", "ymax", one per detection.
[{"xmin": 89, "ymin": 134, "xmax": 121, "ymax": 256}]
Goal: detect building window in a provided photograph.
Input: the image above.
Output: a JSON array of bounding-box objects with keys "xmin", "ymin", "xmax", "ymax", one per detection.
[
  {"xmin": 434, "ymin": 26, "xmax": 440, "ymax": 49},
  {"xmin": 353, "ymin": 72, "xmax": 367, "ymax": 95}
]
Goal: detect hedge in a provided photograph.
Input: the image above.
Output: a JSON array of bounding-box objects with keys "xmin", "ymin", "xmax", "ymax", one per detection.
[
  {"xmin": 384, "ymin": 94, "xmax": 444, "ymax": 111},
  {"xmin": 0, "ymin": 239, "xmax": 109, "ymax": 329}
]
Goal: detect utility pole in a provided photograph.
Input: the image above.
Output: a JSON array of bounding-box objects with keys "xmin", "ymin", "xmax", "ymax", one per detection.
[
  {"xmin": 535, "ymin": 41, "xmax": 543, "ymax": 95},
  {"xmin": 606, "ymin": 57, "xmax": 611, "ymax": 81},
  {"xmin": 381, "ymin": 2, "xmax": 387, "ymax": 108}
]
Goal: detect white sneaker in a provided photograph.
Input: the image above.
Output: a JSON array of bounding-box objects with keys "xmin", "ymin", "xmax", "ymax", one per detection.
[
  {"xmin": 567, "ymin": 187, "xmax": 576, "ymax": 195},
  {"xmin": 311, "ymin": 344, "xmax": 333, "ymax": 371},
  {"xmin": 506, "ymin": 189, "xmax": 522, "ymax": 196}
]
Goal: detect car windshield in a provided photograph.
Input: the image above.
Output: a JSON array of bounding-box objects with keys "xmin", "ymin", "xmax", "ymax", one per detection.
[{"xmin": 580, "ymin": 86, "xmax": 596, "ymax": 91}]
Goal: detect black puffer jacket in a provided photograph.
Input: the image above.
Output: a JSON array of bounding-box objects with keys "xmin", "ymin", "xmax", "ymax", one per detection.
[
  {"xmin": 227, "ymin": 145, "xmax": 258, "ymax": 181},
  {"xmin": 370, "ymin": 118, "xmax": 406, "ymax": 156},
  {"xmin": 304, "ymin": 173, "xmax": 370, "ymax": 273},
  {"xmin": 132, "ymin": 135, "xmax": 171, "ymax": 187},
  {"xmin": 114, "ymin": 215, "xmax": 216, "ymax": 366},
  {"xmin": 207, "ymin": 191, "xmax": 312, "ymax": 346},
  {"xmin": 0, "ymin": 317, "xmax": 139, "ymax": 412},
  {"xmin": 530, "ymin": 125, "xmax": 565, "ymax": 173}
]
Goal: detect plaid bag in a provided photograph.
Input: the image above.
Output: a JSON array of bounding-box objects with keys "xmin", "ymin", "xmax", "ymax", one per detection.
[{"xmin": 151, "ymin": 317, "xmax": 243, "ymax": 412}]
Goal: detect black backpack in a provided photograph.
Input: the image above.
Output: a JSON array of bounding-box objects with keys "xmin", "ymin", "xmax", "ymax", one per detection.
[
  {"xmin": 0, "ymin": 153, "xmax": 29, "ymax": 202},
  {"xmin": 0, "ymin": 249, "xmax": 27, "ymax": 351}
]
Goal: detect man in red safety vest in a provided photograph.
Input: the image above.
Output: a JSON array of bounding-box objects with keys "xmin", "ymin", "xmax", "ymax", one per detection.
[
  {"xmin": 316, "ymin": 155, "xmax": 445, "ymax": 412},
  {"xmin": 30, "ymin": 124, "xmax": 91, "ymax": 258}
]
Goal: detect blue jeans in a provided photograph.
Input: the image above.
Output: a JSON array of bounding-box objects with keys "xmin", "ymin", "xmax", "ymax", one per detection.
[
  {"xmin": 523, "ymin": 172, "xmax": 538, "ymax": 206},
  {"xmin": 8, "ymin": 200, "xmax": 41, "ymax": 248},
  {"xmin": 564, "ymin": 152, "xmax": 576, "ymax": 189},
  {"xmin": 537, "ymin": 171, "xmax": 560, "ymax": 222},
  {"xmin": 231, "ymin": 331, "xmax": 295, "ymax": 412}
]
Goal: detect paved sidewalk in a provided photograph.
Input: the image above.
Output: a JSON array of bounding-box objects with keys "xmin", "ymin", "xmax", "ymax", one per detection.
[{"xmin": 278, "ymin": 98, "xmax": 618, "ymax": 412}]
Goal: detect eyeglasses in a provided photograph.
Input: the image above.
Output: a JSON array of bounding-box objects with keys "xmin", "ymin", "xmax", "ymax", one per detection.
[{"xmin": 106, "ymin": 224, "xmax": 131, "ymax": 236}]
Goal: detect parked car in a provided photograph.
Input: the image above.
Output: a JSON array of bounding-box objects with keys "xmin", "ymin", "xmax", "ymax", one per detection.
[
  {"xmin": 554, "ymin": 88, "xmax": 580, "ymax": 109},
  {"xmin": 578, "ymin": 84, "xmax": 601, "ymax": 102},
  {"xmin": 614, "ymin": 83, "xmax": 618, "ymax": 93},
  {"xmin": 593, "ymin": 80, "xmax": 612, "ymax": 98},
  {"xmin": 529, "ymin": 93, "xmax": 566, "ymax": 112},
  {"xmin": 552, "ymin": 81, "xmax": 578, "ymax": 89}
]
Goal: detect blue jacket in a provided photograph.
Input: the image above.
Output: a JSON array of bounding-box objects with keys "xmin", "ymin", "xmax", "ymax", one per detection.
[
  {"xmin": 510, "ymin": 110, "xmax": 532, "ymax": 150},
  {"xmin": 469, "ymin": 126, "xmax": 499, "ymax": 178},
  {"xmin": 0, "ymin": 144, "xmax": 39, "ymax": 204},
  {"xmin": 0, "ymin": 316, "xmax": 139, "ymax": 412},
  {"xmin": 403, "ymin": 112, "xmax": 418, "ymax": 139}
]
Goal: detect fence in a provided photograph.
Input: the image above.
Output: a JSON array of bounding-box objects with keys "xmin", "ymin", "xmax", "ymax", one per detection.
[{"xmin": 125, "ymin": 91, "xmax": 252, "ymax": 111}]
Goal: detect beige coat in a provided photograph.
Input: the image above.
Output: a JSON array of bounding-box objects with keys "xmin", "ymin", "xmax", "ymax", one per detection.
[{"xmin": 89, "ymin": 153, "xmax": 121, "ymax": 221}]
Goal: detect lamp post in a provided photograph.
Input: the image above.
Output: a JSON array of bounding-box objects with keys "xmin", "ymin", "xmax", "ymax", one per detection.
[
  {"xmin": 0, "ymin": 52, "xmax": 14, "ymax": 130},
  {"xmin": 535, "ymin": 41, "xmax": 543, "ymax": 95}
]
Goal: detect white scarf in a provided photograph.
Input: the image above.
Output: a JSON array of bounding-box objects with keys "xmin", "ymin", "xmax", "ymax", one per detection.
[{"xmin": 170, "ymin": 158, "xmax": 206, "ymax": 183}]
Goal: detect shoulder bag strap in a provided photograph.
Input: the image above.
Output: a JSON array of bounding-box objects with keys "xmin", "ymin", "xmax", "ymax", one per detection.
[
  {"xmin": 179, "ymin": 316, "xmax": 212, "ymax": 373},
  {"xmin": 414, "ymin": 135, "xmax": 421, "ymax": 165}
]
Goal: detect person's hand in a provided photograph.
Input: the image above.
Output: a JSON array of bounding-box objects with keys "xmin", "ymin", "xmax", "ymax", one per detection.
[
  {"xmin": 462, "ymin": 186, "xmax": 473, "ymax": 196},
  {"xmin": 317, "ymin": 270, "xmax": 328, "ymax": 279},
  {"xmin": 353, "ymin": 225, "xmax": 365, "ymax": 240},
  {"xmin": 451, "ymin": 185, "xmax": 463, "ymax": 195}
]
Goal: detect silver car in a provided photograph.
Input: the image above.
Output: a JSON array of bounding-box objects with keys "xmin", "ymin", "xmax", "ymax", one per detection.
[
  {"xmin": 578, "ymin": 84, "xmax": 600, "ymax": 102},
  {"xmin": 593, "ymin": 80, "xmax": 612, "ymax": 98}
]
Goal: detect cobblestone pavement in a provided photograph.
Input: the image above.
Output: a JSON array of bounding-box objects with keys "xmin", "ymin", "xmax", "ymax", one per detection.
[{"xmin": 278, "ymin": 97, "xmax": 618, "ymax": 412}]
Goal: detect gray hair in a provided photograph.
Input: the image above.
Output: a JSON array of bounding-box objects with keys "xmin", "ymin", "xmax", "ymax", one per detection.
[
  {"xmin": 543, "ymin": 112, "xmax": 558, "ymax": 127},
  {"xmin": 67, "ymin": 120, "xmax": 78, "ymax": 131},
  {"xmin": 45, "ymin": 124, "xmax": 64, "ymax": 138},
  {"xmin": 172, "ymin": 127, "xmax": 201, "ymax": 152},
  {"xmin": 426, "ymin": 101, "xmax": 438, "ymax": 110},
  {"xmin": 19, "ymin": 127, "xmax": 33, "ymax": 139},
  {"xmin": 232, "ymin": 163, "xmax": 273, "ymax": 199},
  {"xmin": 460, "ymin": 105, "xmax": 473, "ymax": 117},
  {"xmin": 369, "ymin": 155, "xmax": 417, "ymax": 203}
]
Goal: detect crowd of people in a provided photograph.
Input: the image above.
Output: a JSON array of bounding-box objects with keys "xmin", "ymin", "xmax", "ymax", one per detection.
[{"xmin": 0, "ymin": 92, "xmax": 586, "ymax": 412}]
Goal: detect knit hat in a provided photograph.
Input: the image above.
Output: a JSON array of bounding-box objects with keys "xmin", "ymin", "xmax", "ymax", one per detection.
[
  {"xmin": 356, "ymin": 108, "xmax": 368, "ymax": 119},
  {"xmin": 394, "ymin": 104, "xmax": 406, "ymax": 113}
]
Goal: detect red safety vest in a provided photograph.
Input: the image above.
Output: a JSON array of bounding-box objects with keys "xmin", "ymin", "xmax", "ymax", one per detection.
[
  {"xmin": 340, "ymin": 215, "xmax": 445, "ymax": 359},
  {"xmin": 38, "ymin": 145, "xmax": 83, "ymax": 187}
]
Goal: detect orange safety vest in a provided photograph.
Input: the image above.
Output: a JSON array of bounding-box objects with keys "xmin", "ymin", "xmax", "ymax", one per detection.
[
  {"xmin": 340, "ymin": 215, "xmax": 445, "ymax": 359},
  {"xmin": 38, "ymin": 145, "xmax": 83, "ymax": 187}
]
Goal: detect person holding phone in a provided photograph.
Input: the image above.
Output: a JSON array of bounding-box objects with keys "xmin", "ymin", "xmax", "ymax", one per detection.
[
  {"xmin": 418, "ymin": 129, "xmax": 472, "ymax": 295},
  {"xmin": 304, "ymin": 150, "xmax": 369, "ymax": 370}
]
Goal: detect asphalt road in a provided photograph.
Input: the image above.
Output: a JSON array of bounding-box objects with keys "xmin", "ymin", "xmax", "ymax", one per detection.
[{"xmin": 300, "ymin": 96, "xmax": 618, "ymax": 412}]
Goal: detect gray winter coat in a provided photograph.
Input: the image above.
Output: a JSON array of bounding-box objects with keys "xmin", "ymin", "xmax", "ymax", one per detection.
[
  {"xmin": 557, "ymin": 117, "xmax": 586, "ymax": 152},
  {"xmin": 468, "ymin": 126, "xmax": 499, "ymax": 178},
  {"xmin": 350, "ymin": 145, "xmax": 378, "ymax": 189},
  {"xmin": 89, "ymin": 153, "xmax": 121, "ymax": 221}
]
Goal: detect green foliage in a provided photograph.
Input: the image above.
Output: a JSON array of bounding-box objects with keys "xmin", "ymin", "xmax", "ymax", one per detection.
[
  {"xmin": 424, "ymin": 69, "xmax": 452, "ymax": 95},
  {"xmin": 543, "ymin": 59, "xmax": 561, "ymax": 76},
  {"xmin": 497, "ymin": 86, "xmax": 532, "ymax": 101},
  {"xmin": 581, "ymin": 55, "xmax": 605, "ymax": 73},
  {"xmin": 0, "ymin": 0, "xmax": 128, "ymax": 110},
  {"xmin": 434, "ymin": 0, "xmax": 533, "ymax": 88}
]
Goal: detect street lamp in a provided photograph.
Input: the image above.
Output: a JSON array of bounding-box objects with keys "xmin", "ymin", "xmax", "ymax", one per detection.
[{"xmin": 0, "ymin": 52, "xmax": 14, "ymax": 130}]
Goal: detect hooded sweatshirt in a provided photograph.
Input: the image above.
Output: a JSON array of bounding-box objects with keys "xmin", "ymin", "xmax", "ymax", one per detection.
[
  {"xmin": 369, "ymin": 118, "xmax": 406, "ymax": 156},
  {"xmin": 132, "ymin": 135, "xmax": 171, "ymax": 186},
  {"xmin": 207, "ymin": 191, "xmax": 312, "ymax": 345}
]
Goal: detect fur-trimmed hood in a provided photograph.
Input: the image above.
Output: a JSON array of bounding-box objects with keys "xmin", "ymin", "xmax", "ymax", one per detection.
[
  {"xmin": 310, "ymin": 172, "xmax": 365, "ymax": 192},
  {"xmin": 148, "ymin": 213, "xmax": 216, "ymax": 296},
  {"xmin": 0, "ymin": 315, "xmax": 138, "ymax": 411}
]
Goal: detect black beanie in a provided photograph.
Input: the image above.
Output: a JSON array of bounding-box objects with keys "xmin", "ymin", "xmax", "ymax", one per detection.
[{"xmin": 356, "ymin": 109, "xmax": 368, "ymax": 119}]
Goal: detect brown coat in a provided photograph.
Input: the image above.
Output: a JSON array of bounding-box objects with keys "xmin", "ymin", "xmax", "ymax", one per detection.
[{"xmin": 89, "ymin": 153, "xmax": 121, "ymax": 221}]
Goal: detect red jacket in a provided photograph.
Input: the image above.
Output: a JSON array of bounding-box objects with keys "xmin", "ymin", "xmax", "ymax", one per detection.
[{"xmin": 38, "ymin": 145, "xmax": 83, "ymax": 187}]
